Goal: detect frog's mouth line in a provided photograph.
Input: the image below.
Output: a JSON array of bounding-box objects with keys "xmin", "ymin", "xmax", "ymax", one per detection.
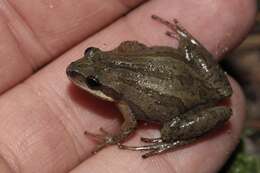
[{"xmin": 69, "ymin": 77, "xmax": 115, "ymax": 102}]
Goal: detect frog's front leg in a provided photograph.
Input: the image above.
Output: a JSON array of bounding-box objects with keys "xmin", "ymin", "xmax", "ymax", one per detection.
[
  {"xmin": 119, "ymin": 106, "xmax": 231, "ymax": 158},
  {"xmin": 86, "ymin": 101, "xmax": 137, "ymax": 153}
]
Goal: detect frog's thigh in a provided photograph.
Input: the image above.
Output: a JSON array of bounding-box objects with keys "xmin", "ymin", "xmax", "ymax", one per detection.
[
  {"xmin": 161, "ymin": 106, "xmax": 232, "ymax": 142},
  {"xmin": 116, "ymin": 101, "xmax": 137, "ymax": 141}
]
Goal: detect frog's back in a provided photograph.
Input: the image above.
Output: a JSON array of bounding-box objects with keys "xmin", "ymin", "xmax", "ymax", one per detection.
[{"xmin": 101, "ymin": 50, "xmax": 221, "ymax": 122}]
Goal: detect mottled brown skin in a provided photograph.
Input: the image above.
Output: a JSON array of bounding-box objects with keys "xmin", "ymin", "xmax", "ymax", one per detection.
[{"xmin": 66, "ymin": 15, "xmax": 233, "ymax": 158}]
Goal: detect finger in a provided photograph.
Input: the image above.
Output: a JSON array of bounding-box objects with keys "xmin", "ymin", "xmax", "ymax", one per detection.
[
  {"xmin": 0, "ymin": 0, "xmax": 145, "ymax": 93},
  {"xmin": 0, "ymin": 0, "xmax": 255, "ymax": 173}
]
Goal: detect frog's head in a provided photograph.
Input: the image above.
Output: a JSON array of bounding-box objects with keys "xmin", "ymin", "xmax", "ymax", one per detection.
[{"xmin": 66, "ymin": 47, "xmax": 116, "ymax": 102}]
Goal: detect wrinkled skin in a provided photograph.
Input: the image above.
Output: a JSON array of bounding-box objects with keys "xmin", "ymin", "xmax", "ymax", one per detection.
[{"xmin": 0, "ymin": 0, "xmax": 256, "ymax": 173}]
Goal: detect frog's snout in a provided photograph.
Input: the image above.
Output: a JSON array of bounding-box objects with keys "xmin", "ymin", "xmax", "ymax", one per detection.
[
  {"xmin": 66, "ymin": 63, "xmax": 78, "ymax": 78},
  {"xmin": 66, "ymin": 62, "xmax": 85, "ymax": 80}
]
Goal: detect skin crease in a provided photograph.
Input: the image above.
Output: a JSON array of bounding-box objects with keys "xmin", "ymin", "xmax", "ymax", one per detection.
[{"xmin": 0, "ymin": 0, "xmax": 256, "ymax": 173}]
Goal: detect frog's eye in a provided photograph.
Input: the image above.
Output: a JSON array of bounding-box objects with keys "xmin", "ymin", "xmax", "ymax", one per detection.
[
  {"xmin": 85, "ymin": 75, "xmax": 101, "ymax": 89},
  {"xmin": 84, "ymin": 47, "xmax": 95, "ymax": 57}
]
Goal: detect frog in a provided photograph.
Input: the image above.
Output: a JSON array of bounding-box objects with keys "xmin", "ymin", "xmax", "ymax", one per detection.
[{"xmin": 66, "ymin": 15, "xmax": 233, "ymax": 158}]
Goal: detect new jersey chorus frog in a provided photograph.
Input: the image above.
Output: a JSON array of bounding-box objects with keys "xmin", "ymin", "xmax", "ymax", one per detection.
[{"xmin": 66, "ymin": 15, "xmax": 232, "ymax": 158}]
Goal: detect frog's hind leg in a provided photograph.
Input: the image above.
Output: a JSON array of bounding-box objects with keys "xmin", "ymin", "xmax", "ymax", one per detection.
[
  {"xmin": 151, "ymin": 15, "xmax": 214, "ymax": 71},
  {"xmin": 152, "ymin": 15, "xmax": 232, "ymax": 99},
  {"xmin": 119, "ymin": 106, "xmax": 232, "ymax": 158}
]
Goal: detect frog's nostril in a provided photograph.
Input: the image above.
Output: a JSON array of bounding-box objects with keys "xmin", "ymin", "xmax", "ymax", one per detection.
[
  {"xmin": 69, "ymin": 71, "xmax": 78, "ymax": 77},
  {"xmin": 66, "ymin": 66, "xmax": 78, "ymax": 78}
]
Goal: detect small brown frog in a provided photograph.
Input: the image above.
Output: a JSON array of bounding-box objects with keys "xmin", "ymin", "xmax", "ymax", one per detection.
[{"xmin": 66, "ymin": 15, "xmax": 232, "ymax": 158}]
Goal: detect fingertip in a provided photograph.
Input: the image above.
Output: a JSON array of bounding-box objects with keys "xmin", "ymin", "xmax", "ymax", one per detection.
[{"xmin": 228, "ymin": 76, "xmax": 246, "ymax": 138}]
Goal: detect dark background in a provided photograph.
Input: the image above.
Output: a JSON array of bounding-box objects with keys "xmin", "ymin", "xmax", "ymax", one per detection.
[{"xmin": 220, "ymin": 2, "xmax": 260, "ymax": 172}]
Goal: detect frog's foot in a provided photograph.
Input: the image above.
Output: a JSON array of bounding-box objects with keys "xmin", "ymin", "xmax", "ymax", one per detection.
[
  {"xmin": 151, "ymin": 14, "xmax": 198, "ymax": 48},
  {"xmin": 119, "ymin": 139, "xmax": 194, "ymax": 158},
  {"xmin": 165, "ymin": 31, "xmax": 180, "ymax": 40},
  {"xmin": 151, "ymin": 15, "xmax": 178, "ymax": 35},
  {"xmin": 85, "ymin": 127, "xmax": 120, "ymax": 154}
]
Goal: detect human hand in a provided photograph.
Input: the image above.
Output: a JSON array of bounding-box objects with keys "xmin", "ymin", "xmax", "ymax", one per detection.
[{"xmin": 0, "ymin": 0, "xmax": 256, "ymax": 173}]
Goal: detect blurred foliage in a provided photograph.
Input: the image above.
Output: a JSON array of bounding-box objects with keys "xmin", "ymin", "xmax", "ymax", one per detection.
[{"xmin": 220, "ymin": 140, "xmax": 260, "ymax": 173}]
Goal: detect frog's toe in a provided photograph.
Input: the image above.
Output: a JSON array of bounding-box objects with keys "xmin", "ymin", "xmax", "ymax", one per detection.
[
  {"xmin": 141, "ymin": 137, "xmax": 163, "ymax": 143},
  {"xmin": 84, "ymin": 127, "xmax": 110, "ymax": 142},
  {"xmin": 118, "ymin": 142, "xmax": 168, "ymax": 158},
  {"xmin": 142, "ymin": 148, "xmax": 166, "ymax": 158},
  {"xmin": 141, "ymin": 142, "xmax": 178, "ymax": 158},
  {"xmin": 118, "ymin": 142, "xmax": 162, "ymax": 151},
  {"xmin": 119, "ymin": 139, "xmax": 196, "ymax": 158},
  {"xmin": 165, "ymin": 31, "xmax": 179, "ymax": 40},
  {"xmin": 85, "ymin": 127, "xmax": 120, "ymax": 154},
  {"xmin": 91, "ymin": 142, "xmax": 108, "ymax": 154},
  {"xmin": 118, "ymin": 142, "xmax": 172, "ymax": 158}
]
